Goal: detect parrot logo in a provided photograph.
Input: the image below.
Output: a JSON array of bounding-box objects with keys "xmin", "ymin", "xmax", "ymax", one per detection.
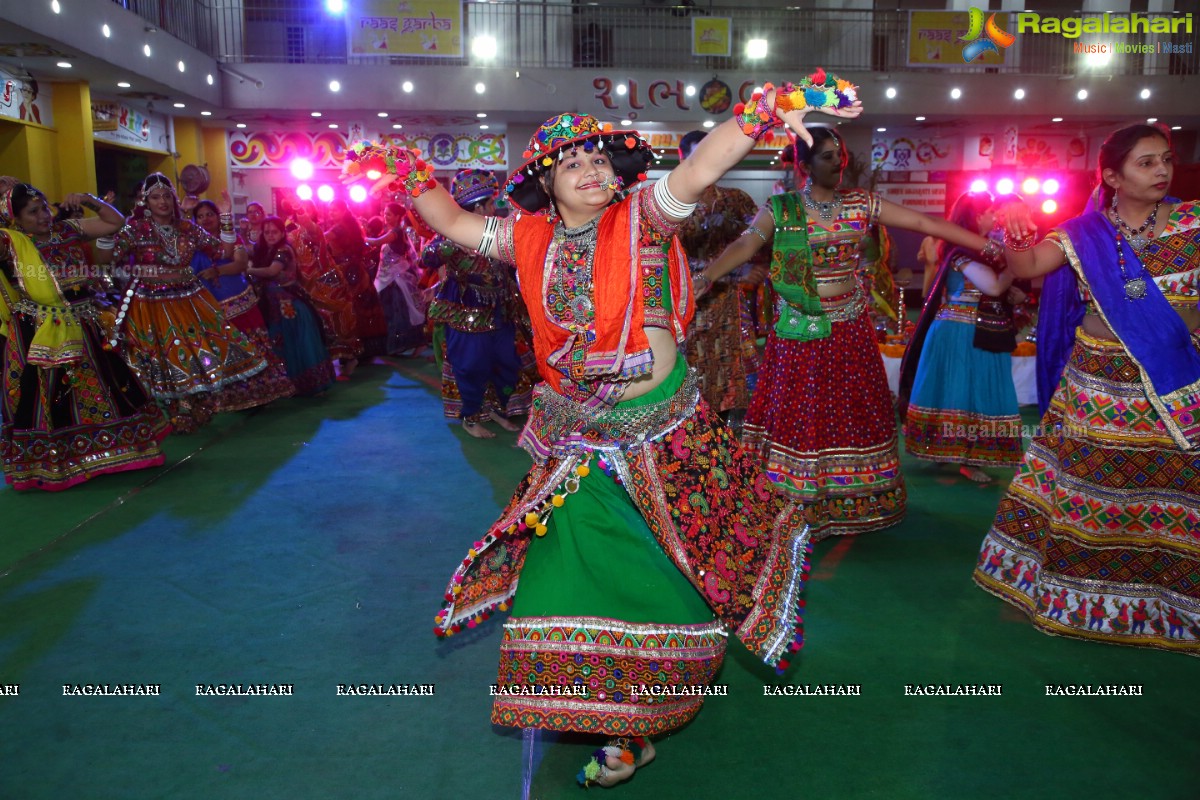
[{"xmin": 960, "ymin": 8, "xmax": 1015, "ymax": 63}]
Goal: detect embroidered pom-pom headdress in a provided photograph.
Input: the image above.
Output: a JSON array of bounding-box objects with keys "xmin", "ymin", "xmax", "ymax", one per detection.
[
  {"xmin": 450, "ymin": 168, "xmax": 500, "ymax": 209},
  {"xmin": 505, "ymin": 113, "xmax": 652, "ymax": 215}
]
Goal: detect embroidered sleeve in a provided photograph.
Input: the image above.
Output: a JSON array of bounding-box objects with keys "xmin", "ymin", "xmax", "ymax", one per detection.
[
  {"xmin": 1043, "ymin": 230, "xmax": 1067, "ymax": 255},
  {"xmin": 639, "ymin": 183, "xmax": 687, "ymax": 239},
  {"xmin": 867, "ymin": 191, "xmax": 882, "ymax": 227},
  {"xmin": 110, "ymin": 223, "xmax": 134, "ymax": 264},
  {"xmin": 1166, "ymin": 201, "xmax": 1200, "ymax": 234},
  {"xmin": 189, "ymin": 220, "xmax": 224, "ymax": 259},
  {"xmin": 56, "ymin": 219, "xmax": 86, "ymax": 243}
]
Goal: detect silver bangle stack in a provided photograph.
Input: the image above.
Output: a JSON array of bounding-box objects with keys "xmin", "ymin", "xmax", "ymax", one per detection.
[
  {"xmin": 476, "ymin": 215, "xmax": 499, "ymax": 255},
  {"xmin": 653, "ymin": 177, "xmax": 697, "ymax": 219},
  {"xmin": 95, "ymin": 236, "xmax": 115, "ymax": 250}
]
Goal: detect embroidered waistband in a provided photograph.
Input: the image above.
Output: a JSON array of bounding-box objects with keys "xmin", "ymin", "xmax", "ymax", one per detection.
[
  {"xmin": 775, "ymin": 283, "xmax": 867, "ymax": 323},
  {"xmin": 13, "ymin": 297, "xmax": 100, "ymax": 324},
  {"xmin": 521, "ymin": 368, "xmax": 700, "ymax": 460}
]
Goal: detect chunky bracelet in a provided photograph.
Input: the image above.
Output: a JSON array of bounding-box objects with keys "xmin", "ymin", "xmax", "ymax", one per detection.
[
  {"xmin": 95, "ymin": 236, "xmax": 115, "ymax": 250},
  {"xmin": 652, "ymin": 177, "xmax": 697, "ymax": 219},
  {"xmin": 733, "ymin": 84, "xmax": 780, "ymax": 141},
  {"xmin": 693, "ymin": 273, "xmax": 713, "ymax": 298},
  {"xmin": 342, "ymin": 142, "xmax": 439, "ymax": 198},
  {"xmin": 774, "ymin": 68, "xmax": 859, "ymax": 115},
  {"xmin": 979, "ymin": 237, "xmax": 1005, "ymax": 265},
  {"xmin": 1004, "ymin": 231, "xmax": 1036, "ymax": 252},
  {"xmin": 220, "ymin": 231, "xmax": 237, "ymax": 244},
  {"xmin": 476, "ymin": 215, "xmax": 499, "ymax": 256},
  {"xmin": 219, "ymin": 212, "xmax": 235, "ymax": 233},
  {"xmin": 741, "ymin": 224, "xmax": 769, "ymax": 244}
]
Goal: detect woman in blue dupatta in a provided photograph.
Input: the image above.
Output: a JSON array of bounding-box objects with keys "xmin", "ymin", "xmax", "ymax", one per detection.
[{"xmin": 973, "ymin": 124, "xmax": 1200, "ymax": 655}]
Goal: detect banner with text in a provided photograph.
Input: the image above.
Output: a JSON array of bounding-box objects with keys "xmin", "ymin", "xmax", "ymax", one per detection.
[{"xmin": 348, "ymin": 0, "xmax": 463, "ymax": 58}]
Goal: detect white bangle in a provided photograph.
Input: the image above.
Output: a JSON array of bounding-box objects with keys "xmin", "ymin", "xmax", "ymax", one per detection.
[
  {"xmin": 95, "ymin": 236, "xmax": 115, "ymax": 250},
  {"xmin": 653, "ymin": 177, "xmax": 697, "ymax": 220},
  {"xmin": 476, "ymin": 215, "xmax": 498, "ymax": 256},
  {"xmin": 220, "ymin": 231, "xmax": 237, "ymax": 244}
]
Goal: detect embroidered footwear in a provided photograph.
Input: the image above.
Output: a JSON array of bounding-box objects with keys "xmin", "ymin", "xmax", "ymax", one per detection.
[{"xmin": 577, "ymin": 736, "xmax": 655, "ymax": 788}]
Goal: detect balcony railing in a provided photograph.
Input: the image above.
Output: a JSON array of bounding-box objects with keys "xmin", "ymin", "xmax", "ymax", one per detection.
[{"xmin": 109, "ymin": 0, "xmax": 1198, "ymax": 76}]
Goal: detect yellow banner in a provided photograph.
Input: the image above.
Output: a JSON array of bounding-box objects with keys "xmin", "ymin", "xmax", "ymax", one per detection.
[
  {"xmin": 691, "ymin": 17, "xmax": 731, "ymax": 57},
  {"xmin": 348, "ymin": 0, "xmax": 463, "ymax": 58},
  {"xmin": 907, "ymin": 10, "xmax": 1008, "ymax": 67}
]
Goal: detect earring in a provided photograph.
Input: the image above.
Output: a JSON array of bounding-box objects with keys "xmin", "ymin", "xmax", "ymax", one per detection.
[
  {"xmin": 547, "ymin": 197, "xmax": 558, "ymax": 222},
  {"xmin": 1110, "ymin": 190, "xmax": 1119, "ymax": 211}
]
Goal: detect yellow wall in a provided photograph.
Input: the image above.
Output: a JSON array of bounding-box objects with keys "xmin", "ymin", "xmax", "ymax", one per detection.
[
  {"xmin": 171, "ymin": 117, "xmax": 203, "ymax": 188},
  {"xmin": 201, "ymin": 127, "xmax": 230, "ymax": 203},
  {"xmin": 50, "ymin": 81, "xmax": 96, "ymax": 197},
  {"xmin": 0, "ymin": 120, "xmax": 60, "ymax": 195}
]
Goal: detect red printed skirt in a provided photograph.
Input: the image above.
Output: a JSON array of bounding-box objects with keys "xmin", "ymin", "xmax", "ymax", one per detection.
[{"xmin": 743, "ymin": 307, "xmax": 906, "ymax": 539}]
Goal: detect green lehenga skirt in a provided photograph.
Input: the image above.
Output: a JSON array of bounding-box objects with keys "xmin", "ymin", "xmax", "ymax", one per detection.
[{"xmin": 493, "ymin": 359, "xmax": 727, "ymax": 736}]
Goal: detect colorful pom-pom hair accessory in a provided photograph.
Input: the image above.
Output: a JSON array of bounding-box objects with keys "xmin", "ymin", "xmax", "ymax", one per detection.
[{"xmin": 504, "ymin": 113, "xmax": 652, "ymax": 215}]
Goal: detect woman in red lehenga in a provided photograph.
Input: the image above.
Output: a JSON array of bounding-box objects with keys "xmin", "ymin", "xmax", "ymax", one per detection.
[
  {"xmin": 108, "ymin": 174, "xmax": 289, "ymax": 432},
  {"xmin": 288, "ymin": 199, "xmax": 363, "ymax": 376},
  {"xmin": 705, "ymin": 124, "xmax": 1003, "ymax": 540},
  {"xmin": 325, "ymin": 199, "xmax": 387, "ymax": 358}
]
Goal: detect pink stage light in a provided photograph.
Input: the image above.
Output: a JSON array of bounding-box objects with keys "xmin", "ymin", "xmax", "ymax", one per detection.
[
  {"xmin": 1042, "ymin": 178, "xmax": 1061, "ymax": 195},
  {"xmin": 296, "ymin": 184, "xmax": 313, "ymax": 201},
  {"xmin": 1041, "ymin": 199, "xmax": 1058, "ymax": 214},
  {"xmin": 349, "ymin": 185, "xmax": 368, "ymax": 203},
  {"xmin": 995, "ymin": 178, "xmax": 1015, "ymax": 196},
  {"xmin": 1022, "ymin": 177, "xmax": 1041, "ymax": 195},
  {"xmin": 290, "ymin": 158, "xmax": 314, "ymax": 181},
  {"xmin": 969, "ymin": 178, "xmax": 988, "ymax": 193},
  {"xmin": 317, "ymin": 184, "xmax": 335, "ymax": 203}
]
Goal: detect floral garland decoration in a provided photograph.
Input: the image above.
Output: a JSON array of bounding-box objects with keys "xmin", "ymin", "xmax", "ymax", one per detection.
[{"xmin": 341, "ymin": 141, "xmax": 438, "ymax": 197}]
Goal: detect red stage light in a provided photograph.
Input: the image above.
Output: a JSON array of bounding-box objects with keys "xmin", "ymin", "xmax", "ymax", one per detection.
[
  {"xmin": 349, "ymin": 185, "xmax": 368, "ymax": 203},
  {"xmin": 1041, "ymin": 199, "xmax": 1058, "ymax": 214},
  {"xmin": 317, "ymin": 185, "xmax": 335, "ymax": 203},
  {"xmin": 969, "ymin": 179, "xmax": 988, "ymax": 193},
  {"xmin": 296, "ymin": 184, "xmax": 313, "ymax": 201},
  {"xmin": 995, "ymin": 178, "xmax": 1015, "ymax": 195},
  {"xmin": 1042, "ymin": 178, "xmax": 1061, "ymax": 196},
  {"xmin": 1022, "ymin": 177, "xmax": 1041, "ymax": 195}
]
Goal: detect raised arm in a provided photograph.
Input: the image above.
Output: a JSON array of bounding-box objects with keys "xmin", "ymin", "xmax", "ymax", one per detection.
[
  {"xmin": 342, "ymin": 146, "xmax": 487, "ymax": 255},
  {"xmin": 877, "ymin": 199, "xmax": 991, "ymax": 253},
  {"xmin": 667, "ymin": 80, "xmax": 862, "ymax": 205},
  {"xmin": 704, "ymin": 204, "xmax": 775, "ymax": 284},
  {"xmin": 60, "ymin": 192, "xmax": 125, "ymax": 238},
  {"xmin": 998, "ymin": 198, "xmax": 1067, "ymax": 279}
]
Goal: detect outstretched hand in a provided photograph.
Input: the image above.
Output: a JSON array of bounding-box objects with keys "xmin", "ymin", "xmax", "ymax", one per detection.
[
  {"xmin": 219, "ymin": 189, "xmax": 233, "ymax": 215},
  {"xmin": 777, "ymin": 100, "xmax": 863, "ymax": 147},
  {"xmin": 998, "ymin": 198, "xmax": 1036, "ymax": 241}
]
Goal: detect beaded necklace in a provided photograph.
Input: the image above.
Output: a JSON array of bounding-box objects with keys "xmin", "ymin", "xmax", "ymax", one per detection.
[
  {"xmin": 1110, "ymin": 199, "xmax": 1159, "ymax": 253},
  {"xmin": 1109, "ymin": 200, "xmax": 1159, "ymax": 301},
  {"xmin": 551, "ymin": 214, "xmax": 601, "ymax": 331},
  {"xmin": 802, "ymin": 185, "xmax": 843, "ymax": 222}
]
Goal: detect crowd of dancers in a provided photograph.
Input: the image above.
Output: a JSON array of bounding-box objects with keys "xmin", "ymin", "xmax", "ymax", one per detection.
[{"xmin": 2, "ymin": 68, "xmax": 1197, "ymax": 789}]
